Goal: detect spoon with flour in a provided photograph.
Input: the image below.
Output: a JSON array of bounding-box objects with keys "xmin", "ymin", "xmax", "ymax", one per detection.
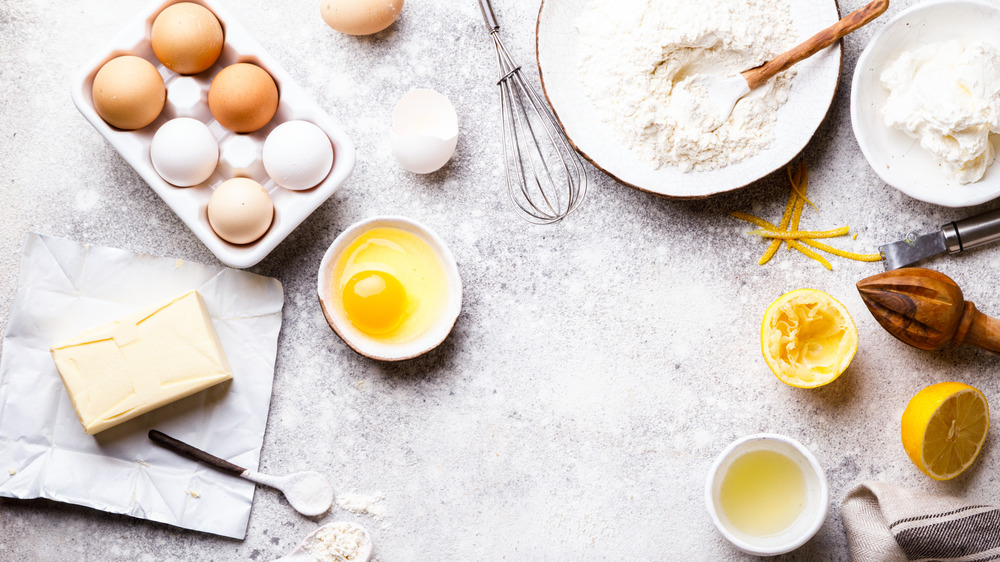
[
  {"xmin": 695, "ymin": 0, "xmax": 889, "ymax": 132},
  {"xmin": 149, "ymin": 430, "xmax": 334, "ymax": 517},
  {"xmin": 276, "ymin": 521, "xmax": 373, "ymax": 562}
]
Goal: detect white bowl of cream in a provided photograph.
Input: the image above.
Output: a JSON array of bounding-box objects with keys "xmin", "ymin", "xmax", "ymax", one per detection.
[{"xmin": 851, "ymin": 0, "xmax": 1000, "ymax": 207}]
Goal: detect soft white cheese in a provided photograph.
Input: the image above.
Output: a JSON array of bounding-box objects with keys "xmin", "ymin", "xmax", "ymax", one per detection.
[{"xmin": 881, "ymin": 40, "xmax": 1000, "ymax": 184}]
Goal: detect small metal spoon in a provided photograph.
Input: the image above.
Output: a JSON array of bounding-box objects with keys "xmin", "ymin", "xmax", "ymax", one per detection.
[
  {"xmin": 148, "ymin": 429, "xmax": 334, "ymax": 517},
  {"xmin": 276, "ymin": 521, "xmax": 373, "ymax": 562},
  {"xmin": 697, "ymin": 0, "xmax": 889, "ymax": 132}
]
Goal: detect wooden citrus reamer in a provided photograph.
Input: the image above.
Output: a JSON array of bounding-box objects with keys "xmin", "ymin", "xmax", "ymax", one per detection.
[{"xmin": 857, "ymin": 267, "xmax": 1000, "ymax": 353}]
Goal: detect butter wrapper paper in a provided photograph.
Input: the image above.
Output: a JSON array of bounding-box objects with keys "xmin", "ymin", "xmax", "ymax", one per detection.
[{"xmin": 0, "ymin": 233, "xmax": 284, "ymax": 539}]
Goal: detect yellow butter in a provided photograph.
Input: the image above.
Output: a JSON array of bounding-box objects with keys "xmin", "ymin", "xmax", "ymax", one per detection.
[{"xmin": 50, "ymin": 291, "xmax": 233, "ymax": 435}]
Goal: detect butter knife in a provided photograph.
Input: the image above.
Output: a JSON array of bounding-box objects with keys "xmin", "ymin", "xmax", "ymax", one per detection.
[{"xmin": 880, "ymin": 208, "xmax": 1000, "ymax": 270}]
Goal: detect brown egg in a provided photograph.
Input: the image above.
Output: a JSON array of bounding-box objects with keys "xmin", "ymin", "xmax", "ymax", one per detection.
[
  {"xmin": 208, "ymin": 63, "xmax": 279, "ymax": 133},
  {"xmin": 207, "ymin": 178, "xmax": 274, "ymax": 244},
  {"xmin": 151, "ymin": 2, "xmax": 224, "ymax": 75},
  {"xmin": 321, "ymin": 0, "xmax": 404, "ymax": 36},
  {"xmin": 92, "ymin": 56, "xmax": 166, "ymax": 130}
]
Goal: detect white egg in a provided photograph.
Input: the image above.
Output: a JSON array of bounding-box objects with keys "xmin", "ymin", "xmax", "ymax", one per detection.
[
  {"xmin": 262, "ymin": 120, "xmax": 335, "ymax": 190},
  {"xmin": 150, "ymin": 118, "xmax": 219, "ymax": 187},
  {"xmin": 389, "ymin": 89, "xmax": 458, "ymax": 174}
]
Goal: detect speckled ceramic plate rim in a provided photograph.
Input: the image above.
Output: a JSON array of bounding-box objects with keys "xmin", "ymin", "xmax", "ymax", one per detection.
[
  {"xmin": 317, "ymin": 216, "xmax": 463, "ymax": 362},
  {"xmin": 850, "ymin": 0, "xmax": 1000, "ymax": 208},
  {"xmin": 536, "ymin": 0, "xmax": 843, "ymax": 199}
]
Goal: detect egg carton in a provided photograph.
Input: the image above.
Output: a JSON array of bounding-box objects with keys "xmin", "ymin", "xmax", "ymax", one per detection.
[{"xmin": 71, "ymin": 0, "xmax": 355, "ymax": 269}]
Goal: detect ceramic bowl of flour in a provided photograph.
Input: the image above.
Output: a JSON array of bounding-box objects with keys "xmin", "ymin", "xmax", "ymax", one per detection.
[
  {"xmin": 536, "ymin": 0, "xmax": 842, "ymax": 198},
  {"xmin": 851, "ymin": 0, "xmax": 1000, "ymax": 207}
]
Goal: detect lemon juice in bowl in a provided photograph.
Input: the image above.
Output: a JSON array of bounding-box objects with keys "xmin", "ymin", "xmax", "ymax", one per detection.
[
  {"xmin": 719, "ymin": 449, "xmax": 807, "ymax": 536},
  {"xmin": 706, "ymin": 434, "xmax": 828, "ymax": 556}
]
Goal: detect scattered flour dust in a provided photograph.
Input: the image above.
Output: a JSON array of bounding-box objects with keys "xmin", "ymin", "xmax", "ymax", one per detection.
[
  {"xmin": 336, "ymin": 492, "xmax": 387, "ymax": 519},
  {"xmin": 576, "ymin": 0, "xmax": 798, "ymax": 172}
]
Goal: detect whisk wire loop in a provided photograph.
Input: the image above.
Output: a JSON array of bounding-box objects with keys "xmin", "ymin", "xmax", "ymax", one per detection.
[{"xmin": 483, "ymin": 4, "xmax": 587, "ymax": 225}]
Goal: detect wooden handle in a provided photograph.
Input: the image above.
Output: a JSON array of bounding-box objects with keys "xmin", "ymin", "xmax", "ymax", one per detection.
[
  {"xmin": 743, "ymin": 0, "xmax": 890, "ymax": 90},
  {"xmin": 148, "ymin": 429, "xmax": 246, "ymax": 476},
  {"xmin": 952, "ymin": 302, "xmax": 1000, "ymax": 354}
]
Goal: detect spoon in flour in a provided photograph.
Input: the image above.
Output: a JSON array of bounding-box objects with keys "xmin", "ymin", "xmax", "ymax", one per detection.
[
  {"xmin": 695, "ymin": 0, "xmax": 889, "ymax": 132},
  {"xmin": 149, "ymin": 430, "xmax": 334, "ymax": 517},
  {"xmin": 276, "ymin": 521, "xmax": 374, "ymax": 562}
]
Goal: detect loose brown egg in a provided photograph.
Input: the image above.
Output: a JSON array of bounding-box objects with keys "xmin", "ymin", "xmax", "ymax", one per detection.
[
  {"xmin": 208, "ymin": 63, "xmax": 279, "ymax": 133},
  {"xmin": 151, "ymin": 2, "xmax": 224, "ymax": 75},
  {"xmin": 321, "ymin": 0, "xmax": 404, "ymax": 36},
  {"xmin": 207, "ymin": 178, "xmax": 274, "ymax": 244},
  {"xmin": 92, "ymin": 56, "xmax": 166, "ymax": 130}
]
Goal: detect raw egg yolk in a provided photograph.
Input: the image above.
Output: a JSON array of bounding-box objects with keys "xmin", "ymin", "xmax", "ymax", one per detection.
[{"xmin": 342, "ymin": 270, "xmax": 408, "ymax": 335}]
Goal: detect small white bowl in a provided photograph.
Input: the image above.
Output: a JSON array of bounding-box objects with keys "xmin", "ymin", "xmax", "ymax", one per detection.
[
  {"xmin": 851, "ymin": 0, "xmax": 1000, "ymax": 207},
  {"xmin": 317, "ymin": 216, "xmax": 462, "ymax": 361},
  {"xmin": 705, "ymin": 434, "xmax": 828, "ymax": 556}
]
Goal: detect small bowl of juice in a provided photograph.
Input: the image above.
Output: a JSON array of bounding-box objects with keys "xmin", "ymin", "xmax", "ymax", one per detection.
[{"xmin": 705, "ymin": 434, "xmax": 828, "ymax": 556}]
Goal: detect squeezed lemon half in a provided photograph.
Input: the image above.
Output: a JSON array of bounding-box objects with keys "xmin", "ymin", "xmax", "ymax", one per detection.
[
  {"xmin": 761, "ymin": 289, "xmax": 858, "ymax": 388},
  {"xmin": 901, "ymin": 382, "xmax": 990, "ymax": 481}
]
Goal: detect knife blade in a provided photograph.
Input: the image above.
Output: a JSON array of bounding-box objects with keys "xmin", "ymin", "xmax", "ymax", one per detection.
[{"xmin": 879, "ymin": 208, "xmax": 1000, "ymax": 271}]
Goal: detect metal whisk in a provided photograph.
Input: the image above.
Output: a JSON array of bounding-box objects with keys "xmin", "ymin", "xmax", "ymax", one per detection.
[{"xmin": 478, "ymin": 0, "xmax": 587, "ymax": 225}]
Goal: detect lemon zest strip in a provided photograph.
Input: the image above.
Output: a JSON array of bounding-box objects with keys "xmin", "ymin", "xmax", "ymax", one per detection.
[
  {"xmin": 787, "ymin": 162, "xmax": 817, "ymax": 211},
  {"xmin": 749, "ymin": 226, "xmax": 850, "ymax": 240},
  {"xmin": 731, "ymin": 162, "xmax": 879, "ymax": 269},
  {"xmin": 800, "ymin": 239, "xmax": 883, "ymax": 262},
  {"xmin": 760, "ymin": 181, "xmax": 799, "ymax": 265},
  {"xmin": 788, "ymin": 240, "xmax": 832, "ymax": 270}
]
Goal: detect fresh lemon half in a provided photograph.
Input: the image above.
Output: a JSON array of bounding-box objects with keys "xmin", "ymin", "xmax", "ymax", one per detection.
[
  {"xmin": 761, "ymin": 288, "xmax": 858, "ymax": 388},
  {"xmin": 901, "ymin": 382, "xmax": 990, "ymax": 481}
]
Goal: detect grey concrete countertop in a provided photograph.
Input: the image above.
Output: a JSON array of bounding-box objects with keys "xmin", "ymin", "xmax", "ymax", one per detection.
[{"xmin": 4, "ymin": 0, "xmax": 1000, "ymax": 560}]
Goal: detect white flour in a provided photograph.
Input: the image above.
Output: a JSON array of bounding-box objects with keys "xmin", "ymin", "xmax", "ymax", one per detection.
[
  {"xmin": 576, "ymin": 0, "xmax": 797, "ymax": 172},
  {"xmin": 304, "ymin": 521, "xmax": 371, "ymax": 562}
]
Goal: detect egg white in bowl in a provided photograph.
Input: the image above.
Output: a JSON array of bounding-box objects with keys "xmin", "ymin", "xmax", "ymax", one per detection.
[{"xmin": 317, "ymin": 216, "xmax": 462, "ymax": 361}]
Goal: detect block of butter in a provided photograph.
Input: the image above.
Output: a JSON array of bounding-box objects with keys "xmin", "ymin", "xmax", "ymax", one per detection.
[{"xmin": 50, "ymin": 290, "xmax": 233, "ymax": 434}]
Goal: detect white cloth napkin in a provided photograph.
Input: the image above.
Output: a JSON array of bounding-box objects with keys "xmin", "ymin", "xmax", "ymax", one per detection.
[{"xmin": 842, "ymin": 481, "xmax": 1000, "ymax": 561}]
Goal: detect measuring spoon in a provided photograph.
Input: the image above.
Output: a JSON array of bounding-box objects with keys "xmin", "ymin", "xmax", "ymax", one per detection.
[{"xmin": 149, "ymin": 429, "xmax": 334, "ymax": 517}]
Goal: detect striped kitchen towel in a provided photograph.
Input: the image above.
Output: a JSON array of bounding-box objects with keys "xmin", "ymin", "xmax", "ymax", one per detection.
[{"xmin": 842, "ymin": 481, "xmax": 1000, "ymax": 561}]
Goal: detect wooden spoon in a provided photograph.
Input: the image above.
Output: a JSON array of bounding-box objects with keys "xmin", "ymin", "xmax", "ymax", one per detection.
[
  {"xmin": 856, "ymin": 267, "xmax": 1000, "ymax": 353},
  {"xmin": 697, "ymin": 0, "xmax": 890, "ymax": 132}
]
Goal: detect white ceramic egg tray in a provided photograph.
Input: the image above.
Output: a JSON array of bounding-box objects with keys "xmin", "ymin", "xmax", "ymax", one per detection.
[{"xmin": 71, "ymin": 0, "xmax": 356, "ymax": 269}]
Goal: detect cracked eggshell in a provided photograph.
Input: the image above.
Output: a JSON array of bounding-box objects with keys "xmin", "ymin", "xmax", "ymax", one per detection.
[{"xmin": 389, "ymin": 89, "xmax": 458, "ymax": 174}]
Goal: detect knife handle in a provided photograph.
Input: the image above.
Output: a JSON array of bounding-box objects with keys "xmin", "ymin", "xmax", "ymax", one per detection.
[{"xmin": 944, "ymin": 208, "xmax": 1000, "ymax": 253}]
